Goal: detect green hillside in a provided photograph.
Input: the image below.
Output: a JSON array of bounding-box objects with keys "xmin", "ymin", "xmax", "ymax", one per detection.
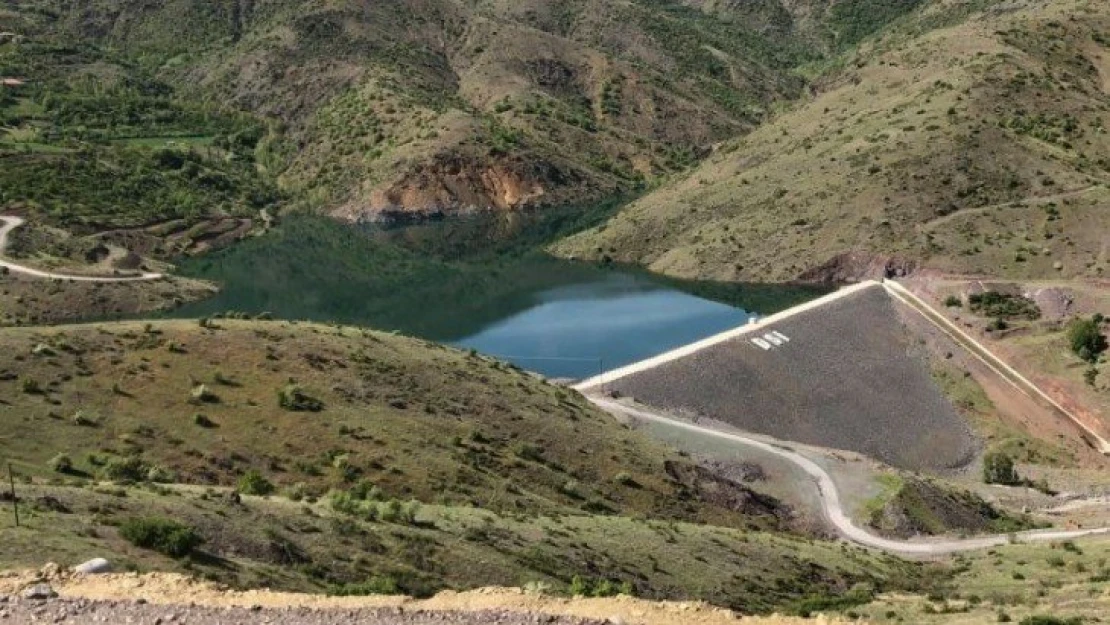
[
  {"xmin": 0, "ymin": 318, "xmax": 922, "ymax": 611},
  {"xmin": 555, "ymin": 0, "xmax": 1110, "ymax": 282},
  {"xmin": 1, "ymin": 0, "xmax": 944, "ymax": 227}
]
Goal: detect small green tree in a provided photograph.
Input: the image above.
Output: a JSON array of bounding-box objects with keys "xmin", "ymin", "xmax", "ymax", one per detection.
[
  {"xmin": 1067, "ymin": 317, "xmax": 1107, "ymax": 363},
  {"xmin": 983, "ymin": 451, "xmax": 1020, "ymax": 485},
  {"xmin": 237, "ymin": 469, "xmax": 275, "ymax": 496}
]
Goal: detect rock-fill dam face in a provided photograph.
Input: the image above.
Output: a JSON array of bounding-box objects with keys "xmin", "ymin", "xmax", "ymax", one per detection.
[{"xmin": 600, "ymin": 284, "xmax": 977, "ymax": 472}]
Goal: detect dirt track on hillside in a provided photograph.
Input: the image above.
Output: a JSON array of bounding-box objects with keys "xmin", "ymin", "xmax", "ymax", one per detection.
[
  {"xmin": 0, "ymin": 216, "xmax": 164, "ymax": 282},
  {"xmin": 590, "ymin": 397, "xmax": 1110, "ymax": 555}
]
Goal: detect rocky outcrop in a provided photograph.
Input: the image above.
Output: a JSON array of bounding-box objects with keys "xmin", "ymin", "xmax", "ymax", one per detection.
[
  {"xmin": 869, "ymin": 478, "xmax": 1036, "ymax": 539},
  {"xmin": 797, "ymin": 251, "xmax": 917, "ymax": 284},
  {"xmin": 663, "ymin": 460, "xmax": 792, "ymax": 524},
  {"xmin": 340, "ymin": 153, "xmax": 598, "ymax": 223}
]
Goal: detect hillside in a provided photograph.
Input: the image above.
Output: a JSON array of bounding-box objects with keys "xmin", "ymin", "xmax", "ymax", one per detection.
[
  {"xmin": 0, "ymin": 319, "xmax": 925, "ymax": 611},
  {"xmin": 1, "ymin": 0, "xmax": 947, "ymax": 226},
  {"xmin": 0, "ymin": 318, "xmax": 794, "ymax": 526},
  {"xmin": 555, "ymin": 0, "xmax": 1110, "ymax": 283}
]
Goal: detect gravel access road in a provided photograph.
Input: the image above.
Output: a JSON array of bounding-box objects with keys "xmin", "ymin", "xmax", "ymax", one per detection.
[
  {"xmin": 0, "ymin": 594, "xmax": 612, "ymax": 624},
  {"xmin": 589, "ymin": 396, "xmax": 1110, "ymax": 556},
  {"xmin": 0, "ymin": 216, "xmax": 164, "ymax": 282}
]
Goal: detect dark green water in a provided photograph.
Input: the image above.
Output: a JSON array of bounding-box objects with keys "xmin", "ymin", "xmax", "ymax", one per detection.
[{"xmin": 172, "ymin": 213, "xmax": 827, "ymax": 378}]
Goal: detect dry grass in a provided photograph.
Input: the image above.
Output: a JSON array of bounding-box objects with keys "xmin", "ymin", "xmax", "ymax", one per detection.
[
  {"xmin": 0, "ymin": 318, "xmax": 771, "ymax": 527},
  {"xmin": 0, "ymin": 273, "xmax": 216, "ymax": 326},
  {"xmin": 862, "ymin": 536, "xmax": 1110, "ymax": 623},
  {"xmin": 555, "ymin": 0, "xmax": 1110, "ymax": 283}
]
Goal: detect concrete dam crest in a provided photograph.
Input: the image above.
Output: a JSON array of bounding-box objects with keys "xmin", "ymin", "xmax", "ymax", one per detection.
[{"xmin": 578, "ymin": 281, "xmax": 977, "ymax": 472}]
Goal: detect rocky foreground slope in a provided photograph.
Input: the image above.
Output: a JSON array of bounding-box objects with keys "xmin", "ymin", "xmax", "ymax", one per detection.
[{"xmin": 0, "ymin": 569, "xmax": 847, "ymax": 625}]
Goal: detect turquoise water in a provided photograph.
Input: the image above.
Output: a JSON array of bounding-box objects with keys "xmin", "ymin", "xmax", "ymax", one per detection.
[
  {"xmin": 173, "ymin": 215, "xmax": 823, "ymax": 378},
  {"xmin": 450, "ymin": 272, "xmax": 754, "ymax": 379}
]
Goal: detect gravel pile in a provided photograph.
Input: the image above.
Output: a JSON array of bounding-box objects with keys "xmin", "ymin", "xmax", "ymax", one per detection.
[
  {"xmin": 609, "ymin": 285, "xmax": 977, "ymax": 472},
  {"xmin": 0, "ymin": 593, "xmax": 613, "ymax": 624}
]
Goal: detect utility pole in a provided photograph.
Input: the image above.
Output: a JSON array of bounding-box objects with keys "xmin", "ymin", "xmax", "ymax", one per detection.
[{"xmin": 7, "ymin": 462, "xmax": 18, "ymax": 527}]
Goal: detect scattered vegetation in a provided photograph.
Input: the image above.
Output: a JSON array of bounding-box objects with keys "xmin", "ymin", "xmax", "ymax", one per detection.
[
  {"xmin": 983, "ymin": 451, "xmax": 1020, "ymax": 486},
  {"xmin": 968, "ymin": 292, "xmax": 1041, "ymax": 321},
  {"xmin": 277, "ymin": 384, "xmax": 324, "ymax": 412},
  {"xmin": 237, "ymin": 470, "xmax": 275, "ymax": 496},
  {"xmin": 1067, "ymin": 316, "xmax": 1107, "ymax": 363},
  {"xmin": 119, "ymin": 517, "xmax": 203, "ymax": 558}
]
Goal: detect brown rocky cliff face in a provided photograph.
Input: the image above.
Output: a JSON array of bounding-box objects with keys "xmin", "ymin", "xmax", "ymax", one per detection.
[
  {"xmin": 797, "ymin": 251, "xmax": 918, "ymax": 284},
  {"xmin": 337, "ymin": 153, "xmax": 604, "ymax": 222}
]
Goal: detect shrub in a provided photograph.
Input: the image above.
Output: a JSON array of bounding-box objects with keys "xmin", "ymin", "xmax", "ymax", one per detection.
[
  {"xmin": 568, "ymin": 575, "xmax": 634, "ymax": 598},
  {"xmin": 613, "ymin": 471, "xmax": 638, "ymax": 487},
  {"xmin": 328, "ymin": 575, "xmax": 399, "ymax": 596},
  {"xmin": 72, "ymin": 411, "xmax": 97, "ymax": 427},
  {"xmin": 237, "ymin": 470, "xmax": 275, "ymax": 496},
  {"xmin": 380, "ymin": 499, "xmax": 404, "ymax": 523},
  {"xmin": 119, "ymin": 517, "xmax": 202, "ymax": 558},
  {"xmin": 213, "ymin": 371, "xmax": 237, "ymax": 386},
  {"xmin": 277, "ymin": 385, "xmax": 323, "ymax": 412},
  {"xmin": 146, "ymin": 466, "xmax": 176, "ymax": 483},
  {"xmin": 101, "ymin": 457, "xmax": 148, "ymax": 482},
  {"xmin": 513, "ymin": 442, "xmax": 545, "ymax": 462},
  {"xmin": 190, "ymin": 384, "xmax": 219, "ymax": 403},
  {"xmin": 286, "ymin": 482, "xmax": 309, "ymax": 502},
  {"xmin": 20, "ymin": 377, "xmax": 42, "ymax": 394},
  {"xmin": 943, "ymin": 295, "xmax": 962, "ymax": 307},
  {"xmin": 48, "ymin": 454, "xmax": 73, "ymax": 474},
  {"xmin": 983, "ymin": 451, "xmax": 1019, "ymax": 485},
  {"xmin": 1018, "ymin": 617, "xmax": 1082, "ymax": 625},
  {"xmin": 969, "ymin": 291, "xmax": 1040, "ymax": 320},
  {"xmin": 788, "ymin": 585, "xmax": 874, "ymax": 617},
  {"xmin": 1067, "ymin": 317, "xmax": 1107, "ymax": 363}
]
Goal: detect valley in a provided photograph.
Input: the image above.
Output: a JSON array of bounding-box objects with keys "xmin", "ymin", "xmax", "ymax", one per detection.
[{"xmin": 2, "ymin": 0, "xmax": 1110, "ymax": 623}]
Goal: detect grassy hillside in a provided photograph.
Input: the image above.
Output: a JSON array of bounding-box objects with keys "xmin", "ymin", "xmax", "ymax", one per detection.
[
  {"xmin": 0, "ymin": 481, "xmax": 919, "ymax": 614},
  {"xmin": 0, "ymin": 319, "xmax": 787, "ymax": 527},
  {"xmin": 555, "ymin": 0, "xmax": 1110, "ymax": 283},
  {"xmin": 862, "ymin": 536, "xmax": 1110, "ymax": 623},
  {"xmin": 1, "ymin": 0, "xmax": 945, "ymax": 224},
  {"xmin": 0, "ymin": 318, "xmax": 928, "ymax": 612}
]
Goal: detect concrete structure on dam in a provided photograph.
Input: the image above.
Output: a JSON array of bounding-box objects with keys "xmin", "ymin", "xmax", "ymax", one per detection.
[{"xmin": 578, "ymin": 281, "xmax": 978, "ymax": 472}]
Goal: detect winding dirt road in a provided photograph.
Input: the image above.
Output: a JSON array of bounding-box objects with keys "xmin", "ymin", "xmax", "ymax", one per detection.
[
  {"xmin": 589, "ymin": 397, "xmax": 1110, "ymax": 556},
  {"xmin": 0, "ymin": 216, "xmax": 164, "ymax": 282}
]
